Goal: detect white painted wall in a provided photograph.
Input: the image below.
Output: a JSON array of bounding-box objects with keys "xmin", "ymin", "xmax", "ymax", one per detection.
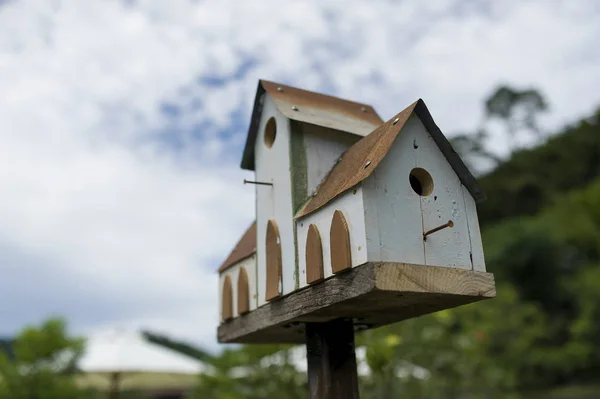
[
  {"xmin": 304, "ymin": 127, "xmax": 358, "ymax": 196},
  {"xmin": 362, "ymin": 115, "xmax": 423, "ymax": 265},
  {"xmin": 417, "ymin": 126, "xmax": 471, "ymax": 269},
  {"xmin": 254, "ymin": 95, "xmax": 296, "ymax": 307},
  {"xmin": 296, "ymin": 187, "xmax": 368, "ymax": 289},
  {"xmin": 462, "ymin": 185, "xmax": 486, "ymax": 271},
  {"xmin": 218, "ymin": 254, "xmax": 258, "ymax": 319},
  {"xmin": 362, "ymin": 113, "xmax": 484, "ymax": 270}
]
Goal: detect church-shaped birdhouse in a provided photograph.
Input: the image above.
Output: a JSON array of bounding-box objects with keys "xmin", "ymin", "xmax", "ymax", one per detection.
[{"xmin": 217, "ymin": 80, "xmax": 495, "ymax": 344}]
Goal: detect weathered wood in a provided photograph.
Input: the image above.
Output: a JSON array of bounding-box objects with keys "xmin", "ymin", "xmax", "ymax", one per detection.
[
  {"xmin": 330, "ymin": 210, "xmax": 352, "ymax": 273},
  {"xmin": 416, "ymin": 116, "xmax": 472, "ymax": 269},
  {"xmin": 306, "ymin": 224, "xmax": 324, "ymax": 284},
  {"xmin": 237, "ymin": 267, "xmax": 250, "ymax": 315},
  {"xmin": 265, "ymin": 220, "xmax": 282, "ymax": 301},
  {"xmin": 306, "ymin": 319, "xmax": 359, "ymax": 399},
  {"xmin": 218, "ymin": 262, "xmax": 495, "ymax": 344},
  {"xmin": 221, "ymin": 275, "xmax": 233, "ymax": 322},
  {"xmin": 462, "ymin": 185, "xmax": 486, "ymax": 271}
]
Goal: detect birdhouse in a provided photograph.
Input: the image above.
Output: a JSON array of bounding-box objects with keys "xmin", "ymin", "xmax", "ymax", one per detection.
[{"xmin": 217, "ymin": 80, "xmax": 495, "ymax": 344}]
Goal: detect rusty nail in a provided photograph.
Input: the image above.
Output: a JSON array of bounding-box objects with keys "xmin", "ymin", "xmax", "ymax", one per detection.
[
  {"xmin": 423, "ymin": 220, "xmax": 454, "ymax": 240},
  {"xmin": 292, "ymin": 105, "xmax": 299, "ymax": 111},
  {"xmin": 393, "ymin": 117, "xmax": 400, "ymax": 125},
  {"xmin": 244, "ymin": 179, "xmax": 273, "ymax": 186}
]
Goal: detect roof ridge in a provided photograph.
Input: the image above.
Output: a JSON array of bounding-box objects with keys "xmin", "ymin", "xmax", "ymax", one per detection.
[{"xmin": 260, "ymin": 79, "xmax": 378, "ymax": 109}]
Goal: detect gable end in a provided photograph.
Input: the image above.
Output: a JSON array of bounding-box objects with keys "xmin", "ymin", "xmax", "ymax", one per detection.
[
  {"xmin": 241, "ymin": 80, "xmax": 382, "ymax": 171},
  {"xmin": 296, "ymin": 99, "xmax": 486, "ymax": 218}
]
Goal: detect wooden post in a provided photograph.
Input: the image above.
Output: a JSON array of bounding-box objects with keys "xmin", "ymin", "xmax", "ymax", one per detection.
[
  {"xmin": 306, "ymin": 319, "xmax": 359, "ymax": 399},
  {"xmin": 109, "ymin": 372, "xmax": 120, "ymax": 399}
]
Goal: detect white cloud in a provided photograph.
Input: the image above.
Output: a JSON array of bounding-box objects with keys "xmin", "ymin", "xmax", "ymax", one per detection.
[{"xmin": 0, "ymin": 0, "xmax": 599, "ymax": 352}]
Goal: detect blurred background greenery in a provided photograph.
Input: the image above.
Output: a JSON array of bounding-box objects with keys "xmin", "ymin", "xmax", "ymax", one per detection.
[{"xmin": 2, "ymin": 85, "xmax": 600, "ymax": 398}]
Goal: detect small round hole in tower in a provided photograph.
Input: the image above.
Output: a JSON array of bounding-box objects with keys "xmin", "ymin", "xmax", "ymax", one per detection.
[
  {"xmin": 409, "ymin": 167, "xmax": 434, "ymax": 196},
  {"xmin": 264, "ymin": 117, "xmax": 277, "ymax": 148}
]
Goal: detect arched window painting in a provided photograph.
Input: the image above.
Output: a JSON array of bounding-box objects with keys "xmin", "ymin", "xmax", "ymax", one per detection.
[
  {"xmin": 265, "ymin": 220, "xmax": 282, "ymax": 301},
  {"xmin": 306, "ymin": 224, "xmax": 324, "ymax": 284},
  {"xmin": 330, "ymin": 210, "xmax": 352, "ymax": 273},
  {"xmin": 237, "ymin": 267, "xmax": 250, "ymax": 315},
  {"xmin": 221, "ymin": 275, "xmax": 233, "ymax": 321}
]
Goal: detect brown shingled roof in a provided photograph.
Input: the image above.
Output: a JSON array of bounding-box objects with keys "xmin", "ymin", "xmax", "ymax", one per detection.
[
  {"xmin": 241, "ymin": 80, "xmax": 383, "ymax": 170},
  {"xmin": 296, "ymin": 99, "xmax": 486, "ymax": 218},
  {"xmin": 218, "ymin": 222, "xmax": 256, "ymax": 273}
]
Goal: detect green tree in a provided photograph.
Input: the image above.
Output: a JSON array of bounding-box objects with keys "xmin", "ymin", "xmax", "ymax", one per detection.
[
  {"xmin": 450, "ymin": 85, "xmax": 549, "ymax": 174},
  {"xmin": 0, "ymin": 318, "xmax": 91, "ymax": 399},
  {"xmin": 188, "ymin": 344, "xmax": 305, "ymax": 399},
  {"xmin": 357, "ymin": 284, "xmax": 546, "ymax": 399},
  {"xmin": 485, "ymin": 86, "xmax": 548, "ymax": 140}
]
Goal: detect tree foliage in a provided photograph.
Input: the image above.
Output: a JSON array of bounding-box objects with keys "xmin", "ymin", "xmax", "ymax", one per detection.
[
  {"xmin": 142, "ymin": 330, "xmax": 214, "ymax": 364},
  {"xmin": 0, "ymin": 318, "xmax": 91, "ymax": 399},
  {"xmin": 450, "ymin": 85, "xmax": 550, "ymax": 174},
  {"xmin": 485, "ymin": 86, "xmax": 548, "ymax": 137}
]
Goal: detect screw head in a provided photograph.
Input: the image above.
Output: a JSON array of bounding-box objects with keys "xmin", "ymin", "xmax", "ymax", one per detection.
[
  {"xmin": 277, "ymin": 87, "xmax": 284, "ymax": 92},
  {"xmin": 292, "ymin": 105, "xmax": 299, "ymax": 111},
  {"xmin": 364, "ymin": 160, "xmax": 371, "ymax": 168},
  {"xmin": 393, "ymin": 117, "xmax": 400, "ymax": 125},
  {"xmin": 360, "ymin": 106, "xmax": 367, "ymax": 112}
]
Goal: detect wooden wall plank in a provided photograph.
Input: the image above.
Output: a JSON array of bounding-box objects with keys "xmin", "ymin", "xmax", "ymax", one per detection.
[
  {"xmin": 462, "ymin": 185, "xmax": 486, "ymax": 271},
  {"xmin": 303, "ymin": 125, "xmax": 359, "ymax": 197},
  {"xmin": 416, "ymin": 117, "xmax": 471, "ymax": 269},
  {"xmin": 364, "ymin": 114, "xmax": 423, "ymax": 264},
  {"xmin": 306, "ymin": 224, "xmax": 324, "ymax": 284},
  {"xmin": 330, "ymin": 210, "xmax": 352, "ymax": 273}
]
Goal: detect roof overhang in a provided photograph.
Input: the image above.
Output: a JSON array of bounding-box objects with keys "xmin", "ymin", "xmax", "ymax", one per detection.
[{"xmin": 218, "ymin": 222, "xmax": 257, "ymax": 273}]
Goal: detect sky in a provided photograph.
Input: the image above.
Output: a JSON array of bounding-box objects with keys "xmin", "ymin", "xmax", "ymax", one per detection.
[{"xmin": 1, "ymin": 0, "xmax": 600, "ymax": 353}]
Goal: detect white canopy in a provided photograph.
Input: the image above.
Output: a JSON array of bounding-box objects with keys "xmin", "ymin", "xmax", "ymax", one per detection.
[{"xmin": 78, "ymin": 329, "xmax": 206, "ymax": 375}]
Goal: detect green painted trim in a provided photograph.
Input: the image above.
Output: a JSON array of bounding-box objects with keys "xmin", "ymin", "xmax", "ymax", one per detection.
[
  {"xmin": 292, "ymin": 226, "xmax": 299, "ymax": 290},
  {"xmin": 290, "ymin": 121, "xmax": 308, "ymax": 214},
  {"xmin": 289, "ymin": 121, "xmax": 308, "ymax": 290}
]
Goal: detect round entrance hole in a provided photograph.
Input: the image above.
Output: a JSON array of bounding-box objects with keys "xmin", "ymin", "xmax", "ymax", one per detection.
[
  {"xmin": 264, "ymin": 117, "xmax": 277, "ymax": 148},
  {"xmin": 409, "ymin": 168, "xmax": 434, "ymax": 196}
]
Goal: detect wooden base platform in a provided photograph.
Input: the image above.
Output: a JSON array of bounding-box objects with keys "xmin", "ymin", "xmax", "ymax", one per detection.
[{"xmin": 217, "ymin": 262, "xmax": 496, "ymax": 344}]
